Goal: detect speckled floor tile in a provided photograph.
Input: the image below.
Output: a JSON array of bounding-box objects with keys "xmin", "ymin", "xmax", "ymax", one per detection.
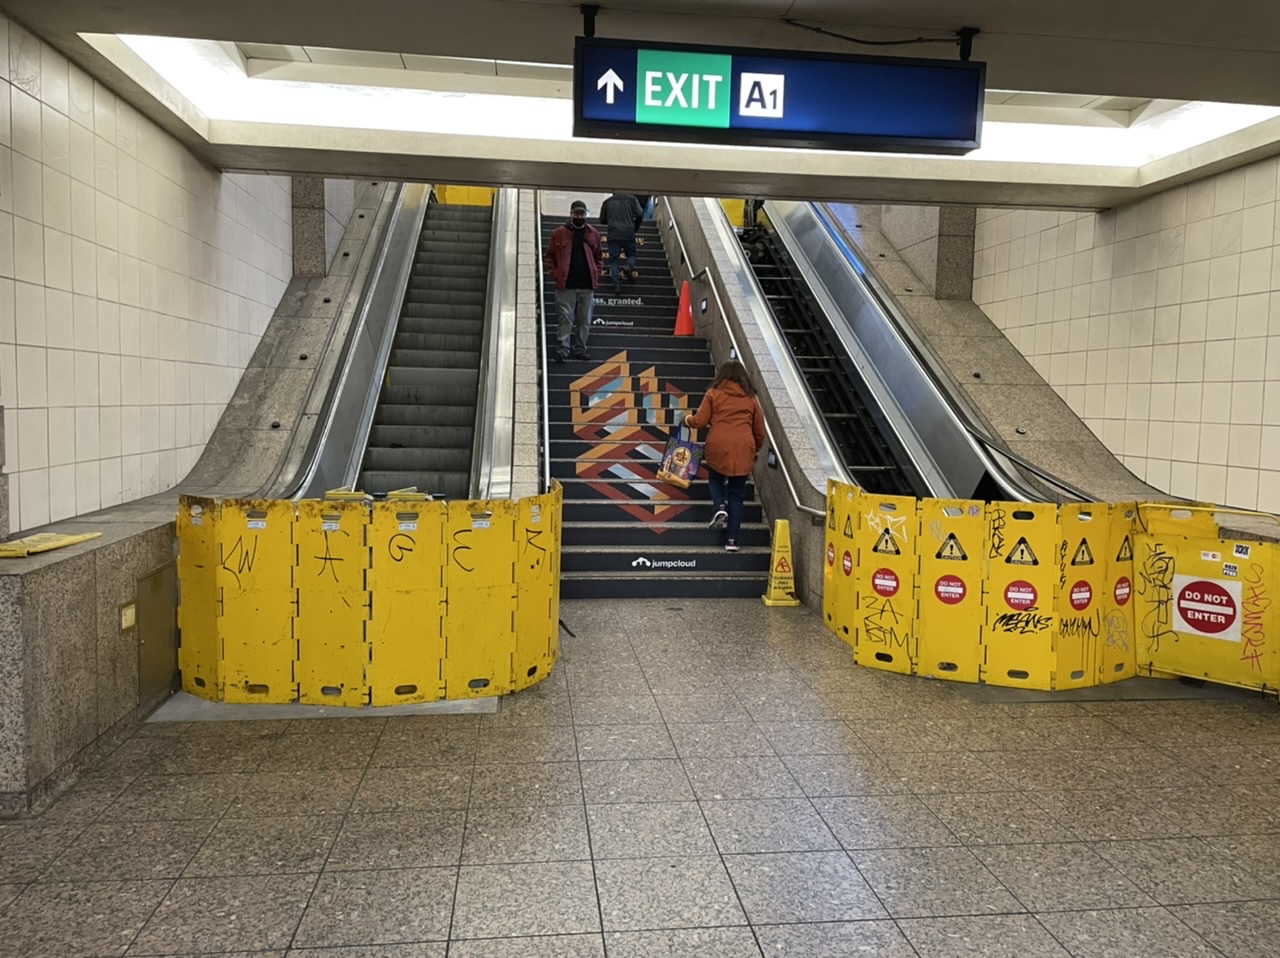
[
  {"xmin": 469, "ymin": 762, "xmax": 584, "ymax": 806},
  {"xmin": 642, "ymin": 668, "xmax": 731, "ymax": 695},
  {"xmin": 579, "ymin": 759, "xmax": 694, "ymax": 804},
  {"xmin": 260, "ymin": 732, "xmax": 380, "ymax": 771},
  {"xmin": 880, "ymin": 750, "xmax": 1012, "ymax": 794},
  {"xmin": 284, "ymin": 717, "xmax": 390, "ymax": 736},
  {"xmin": 184, "ymin": 814, "xmax": 339, "ymax": 876},
  {"xmin": 38, "ymin": 819, "xmax": 215, "ymax": 881},
  {"xmin": 1036, "ymin": 907, "xmax": 1223, "ymax": 958},
  {"xmin": 813, "ymin": 795, "xmax": 959, "ymax": 848},
  {"xmin": 899, "ymin": 914, "xmax": 1071, "ymax": 957},
  {"xmin": 0, "ymin": 822, "xmax": 92, "ymax": 883},
  {"xmin": 290, "ymin": 944, "xmax": 444, "ymax": 958},
  {"xmin": 350, "ymin": 766, "xmax": 472, "ymax": 812},
  {"xmin": 328, "ymin": 810, "xmax": 465, "ymax": 870},
  {"xmin": 0, "ymin": 883, "xmax": 22, "ymax": 910},
  {"xmin": 1203, "ymin": 833, "xmax": 1280, "ymax": 886},
  {"xmin": 452, "ymin": 861, "xmax": 600, "ymax": 938},
  {"xmin": 604, "ymin": 927, "xmax": 762, "ymax": 957},
  {"xmin": 1166, "ymin": 746, "xmax": 1279, "ymax": 785},
  {"xmin": 31, "ymin": 777, "xmax": 138, "ymax": 825},
  {"xmin": 595, "ymin": 856, "xmax": 746, "ymax": 931},
  {"xmin": 564, "ymin": 667, "xmax": 652, "ymax": 695},
  {"xmin": 1171, "ymin": 900, "xmax": 1280, "ymax": 958},
  {"xmin": 99, "ymin": 773, "xmax": 251, "ymax": 822},
  {"xmin": 666, "ymin": 723, "xmax": 775, "ymax": 759},
  {"xmin": 130, "ymin": 873, "xmax": 316, "ymax": 953},
  {"xmin": 652, "ymin": 693, "xmax": 752, "ymax": 724},
  {"xmin": 369, "ymin": 732, "xmax": 478, "ymax": 767},
  {"xmin": 475, "ymin": 726, "xmax": 578, "ymax": 764},
  {"xmin": 149, "ymin": 737, "xmax": 273, "ymax": 774},
  {"xmin": 571, "ymin": 694, "xmax": 663, "ymax": 725},
  {"xmin": 975, "ymin": 842, "xmax": 1157, "ymax": 911},
  {"xmin": 587, "ymin": 802, "xmax": 717, "ymax": 858},
  {"xmin": 1028, "ymin": 788, "xmax": 1173, "ymax": 841},
  {"xmin": 755, "ymin": 920, "xmax": 917, "ymax": 958},
  {"xmin": 0, "ymin": 879, "xmax": 170, "ymax": 957},
  {"xmin": 923, "ymin": 791, "xmax": 1076, "ymax": 846},
  {"xmin": 848, "ymin": 718, "xmax": 961, "ymax": 754},
  {"xmin": 225, "ymin": 769, "xmax": 363, "ymax": 818},
  {"xmin": 755, "ymin": 721, "xmax": 867, "ymax": 756},
  {"xmin": 1146, "ymin": 787, "xmax": 1280, "ymax": 837},
  {"xmin": 462, "ymin": 805, "xmax": 590, "ymax": 863},
  {"xmin": 723, "ymin": 850, "xmax": 885, "ymax": 924},
  {"xmin": 852, "ymin": 846, "xmax": 1024, "ymax": 918},
  {"xmin": 702, "ymin": 799, "xmax": 838, "ymax": 854},
  {"xmin": 1092, "ymin": 837, "xmax": 1280, "ymax": 904},
  {"xmin": 781, "ymin": 753, "xmax": 910, "ymax": 798},
  {"xmin": 180, "ymin": 720, "xmax": 295, "ymax": 738},
  {"xmin": 681, "ymin": 756, "xmax": 804, "ymax": 801},
  {"xmin": 446, "ymin": 935, "xmax": 605, "ymax": 957},
  {"xmin": 484, "ymin": 690, "xmax": 574, "ymax": 726},
  {"xmin": 292, "ymin": 868, "xmax": 456, "ymax": 946},
  {"xmin": 574, "ymin": 723, "xmax": 676, "ymax": 761}
]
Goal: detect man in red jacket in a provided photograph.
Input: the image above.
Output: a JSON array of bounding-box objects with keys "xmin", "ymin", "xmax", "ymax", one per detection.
[{"xmin": 543, "ymin": 199, "xmax": 603, "ymax": 363}]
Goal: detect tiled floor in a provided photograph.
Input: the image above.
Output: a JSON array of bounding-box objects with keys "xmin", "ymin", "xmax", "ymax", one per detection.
[{"xmin": 3, "ymin": 598, "xmax": 1280, "ymax": 957}]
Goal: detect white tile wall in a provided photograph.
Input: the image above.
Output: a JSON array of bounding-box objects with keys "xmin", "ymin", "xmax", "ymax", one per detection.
[
  {"xmin": 0, "ymin": 15, "xmax": 292, "ymax": 533},
  {"xmin": 973, "ymin": 155, "xmax": 1280, "ymax": 512}
]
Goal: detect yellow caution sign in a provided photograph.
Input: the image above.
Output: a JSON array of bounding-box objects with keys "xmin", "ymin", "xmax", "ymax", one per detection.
[
  {"xmin": 1071, "ymin": 538, "xmax": 1095, "ymax": 566},
  {"xmin": 823, "ymin": 479, "xmax": 842, "ymax": 633},
  {"xmin": 443, "ymin": 499, "xmax": 517, "ymax": 698},
  {"xmin": 1005, "ymin": 537, "xmax": 1039, "ymax": 566},
  {"xmin": 984, "ymin": 502, "xmax": 1059, "ymax": 690},
  {"xmin": 514, "ymin": 487, "xmax": 563, "ymax": 691},
  {"xmin": 1100, "ymin": 504, "xmax": 1138, "ymax": 685},
  {"xmin": 855, "ymin": 492, "xmax": 918, "ymax": 675},
  {"xmin": 918, "ymin": 499, "xmax": 986, "ymax": 683},
  {"xmin": 177, "ymin": 497, "xmax": 221, "ymax": 697},
  {"xmin": 826, "ymin": 481, "xmax": 860, "ymax": 647},
  {"xmin": 936, "ymin": 533, "xmax": 967, "ymax": 561},
  {"xmin": 0, "ymin": 531, "xmax": 103, "ymax": 557},
  {"xmin": 1056, "ymin": 505, "xmax": 1106, "ymax": 691},
  {"xmin": 762, "ymin": 519, "xmax": 802, "ymax": 607},
  {"xmin": 1116, "ymin": 535, "xmax": 1134, "ymax": 563}
]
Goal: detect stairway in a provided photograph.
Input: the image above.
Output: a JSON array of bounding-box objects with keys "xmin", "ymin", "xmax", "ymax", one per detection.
[
  {"xmin": 359, "ymin": 202, "xmax": 492, "ymax": 498},
  {"xmin": 540, "ymin": 211, "xmax": 772, "ymax": 599}
]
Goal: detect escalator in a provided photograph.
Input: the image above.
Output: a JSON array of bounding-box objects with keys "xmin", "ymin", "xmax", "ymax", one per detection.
[
  {"xmin": 358, "ymin": 202, "xmax": 492, "ymax": 498},
  {"xmin": 732, "ymin": 200, "xmax": 1065, "ymax": 503}
]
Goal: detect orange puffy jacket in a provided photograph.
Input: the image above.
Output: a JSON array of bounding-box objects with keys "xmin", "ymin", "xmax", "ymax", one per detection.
[{"xmin": 684, "ymin": 381, "xmax": 765, "ymax": 477}]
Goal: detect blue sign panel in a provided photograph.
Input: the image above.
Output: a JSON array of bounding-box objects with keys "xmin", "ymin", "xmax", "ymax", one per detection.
[{"xmin": 574, "ymin": 37, "xmax": 986, "ymax": 155}]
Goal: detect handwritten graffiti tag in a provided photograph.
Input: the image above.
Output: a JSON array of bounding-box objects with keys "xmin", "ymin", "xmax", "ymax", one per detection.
[
  {"xmin": 991, "ymin": 608, "xmax": 1054, "ymax": 634},
  {"xmin": 864, "ymin": 509, "xmax": 910, "ymax": 546},
  {"xmin": 1105, "ymin": 610, "xmax": 1131, "ymax": 652},
  {"xmin": 314, "ymin": 530, "xmax": 345, "ymax": 583},
  {"xmin": 989, "ymin": 506, "xmax": 1008, "ymax": 559},
  {"xmin": 1242, "ymin": 562, "xmax": 1269, "ymax": 673},
  {"xmin": 1136, "ymin": 540, "xmax": 1176, "ymax": 653},
  {"xmin": 861, "ymin": 595, "xmax": 906, "ymax": 649},
  {"xmin": 219, "ymin": 535, "xmax": 258, "ymax": 589}
]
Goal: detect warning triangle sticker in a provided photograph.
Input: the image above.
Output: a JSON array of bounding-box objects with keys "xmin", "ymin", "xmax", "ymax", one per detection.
[
  {"xmin": 872, "ymin": 528, "xmax": 901, "ymax": 556},
  {"xmin": 1116, "ymin": 535, "xmax": 1133, "ymax": 563},
  {"xmin": 775, "ymin": 556, "xmax": 792, "ymax": 574},
  {"xmin": 843, "ymin": 516, "xmax": 854, "ymax": 539},
  {"xmin": 828, "ymin": 507, "xmax": 836, "ymax": 531},
  {"xmin": 1071, "ymin": 538, "xmax": 1095, "ymax": 566},
  {"xmin": 1005, "ymin": 536, "xmax": 1039, "ymax": 566},
  {"xmin": 936, "ymin": 533, "xmax": 967, "ymax": 561}
]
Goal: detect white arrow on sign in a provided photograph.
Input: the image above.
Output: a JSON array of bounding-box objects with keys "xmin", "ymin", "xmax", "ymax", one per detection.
[{"xmin": 597, "ymin": 68, "xmax": 625, "ymax": 104}]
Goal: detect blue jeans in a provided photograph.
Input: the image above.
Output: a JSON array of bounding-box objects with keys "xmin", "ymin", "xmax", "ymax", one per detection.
[
  {"xmin": 706, "ymin": 466, "xmax": 748, "ymax": 541},
  {"xmin": 555, "ymin": 287, "xmax": 594, "ymax": 353},
  {"xmin": 608, "ymin": 239, "xmax": 637, "ymax": 283}
]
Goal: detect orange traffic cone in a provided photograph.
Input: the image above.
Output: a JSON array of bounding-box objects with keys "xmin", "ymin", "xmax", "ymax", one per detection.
[{"xmin": 674, "ymin": 281, "xmax": 695, "ymax": 337}]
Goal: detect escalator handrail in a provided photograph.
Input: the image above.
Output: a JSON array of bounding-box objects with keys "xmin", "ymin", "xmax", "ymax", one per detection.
[
  {"xmin": 660, "ymin": 197, "xmax": 835, "ymax": 518},
  {"xmin": 537, "ymin": 191, "xmax": 553, "ymax": 494},
  {"xmin": 470, "ymin": 188, "xmax": 520, "ymax": 501},
  {"xmin": 810, "ymin": 202, "xmax": 1095, "ymax": 503}
]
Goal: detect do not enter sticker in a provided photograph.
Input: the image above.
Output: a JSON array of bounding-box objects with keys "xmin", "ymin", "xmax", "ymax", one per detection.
[
  {"xmin": 935, "ymin": 575, "xmax": 966, "ymax": 605},
  {"xmin": 1069, "ymin": 580, "xmax": 1093, "ymax": 611},
  {"xmin": 872, "ymin": 568, "xmax": 899, "ymax": 597},
  {"xmin": 827, "ymin": 543, "xmax": 836, "ymax": 567},
  {"xmin": 1005, "ymin": 580, "xmax": 1038, "ymax": 610},
  {"xmin": 842, "ymin": 550, "xmax": 853, "ymax": 577},
  {"xmin": 1174, "ymin": 576, "xmax": 1241, "ymax": 640},
  {"xmin": 1113, "ymin": 576, "xmax": 1131, "ymax": 606}
]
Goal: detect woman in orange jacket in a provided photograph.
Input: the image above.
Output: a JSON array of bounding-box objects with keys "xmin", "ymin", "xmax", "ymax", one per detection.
[{"xmin": 683, "ymin": 360, "xmax": 766, "ymax": 552}]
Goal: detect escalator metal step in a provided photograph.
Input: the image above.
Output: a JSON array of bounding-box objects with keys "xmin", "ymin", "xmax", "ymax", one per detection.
[
  {"xmin": 364, "ymin": 446, "xmax": 473, "ymax": 473},
  {"xmin": 388, "ymin": 349, "xmax": 482, "ymax": 369},
  {"xmin": 394, "ymin": 332, "xmax": 482, "ymax": 353},
  {"xmin": 381, "ymin": 380, "xmax": 480, "ymax": 407},
  {"xmin": 369, "ymin": 424, "xmax": 475, "ymax": 449},
  {"xmin": 359, "ymin": 470, "xmax": 470, "ymax": 499},
  {"xmin": 376, "ymin": 404, "xmax": 478, "ymax": 427},
  {"xmin": 401, "ymin": 304, "xmax": 485, "ymax": 321}
]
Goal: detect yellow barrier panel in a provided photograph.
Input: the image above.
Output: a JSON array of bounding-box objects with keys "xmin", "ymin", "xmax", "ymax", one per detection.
[
  {"xmin": 1134, "ymin": 505, "xmax": 1279, "ymax": 692},
  {"xmin": 366, "ymin": 500, "xmax": 447, "ymax": 705},
  {"xmin": 828, "ymin": 481, "xmax": 860, "ymax": 647},
  {"xmin": 720, "ymin": 198, "xmax": 747, "ymax": 228},
  {"xmin": 443, "ymin": 499, "xmax": 518, "ymax": 697},
  {"xmin": 823, "ymin": 480, "xmax": 841, "ymax": 633},
  {"xmin": 0, "ymin": 531, "xmax": 103, "ymax": 556},
  {"xmin": 177, "ymin": 497, "xmax": 221, "ymax": 697},
  {"xmin": 1100, "ymin": 503, "xmax": 1138, "ymax": 684},
  {"xmin": 1055, "ymin": 504, "xmax": 1108, "ymax": 690},
  {"xmin": 855, "ymin": 491, "xmax": 918, "ymax": 674},
  {"xmin": 514, "ymin": 489, "xmax": 561, "ymax": 692},
  {"xmin": 917, "ymin": 498, "xmax": 986, "ymax": 683},
  {"xmin": 295, "ymin": 501, "xmax": 371, "ymax": 706},
  {"xmin": 435, "ymin": 185, "xmax": 496, "ymax": 206},
  {"xmin": 984, "ymin": 502, "xmax": 1060, "ymax": 689},
  {"xmin": 219, "ymin": 499, "xmax": 297, "ymax": 704}
]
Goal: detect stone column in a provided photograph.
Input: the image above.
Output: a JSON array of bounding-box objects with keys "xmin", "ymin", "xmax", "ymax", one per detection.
[{"xmin": 880, "ymin": 204, "xmax": 977, "ymax": 300}]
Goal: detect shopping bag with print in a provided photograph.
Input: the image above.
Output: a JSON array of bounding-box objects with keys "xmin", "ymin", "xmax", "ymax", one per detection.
[{"xmin": 656, "ymin": 424, "xmax": 702, "ymax": 489}]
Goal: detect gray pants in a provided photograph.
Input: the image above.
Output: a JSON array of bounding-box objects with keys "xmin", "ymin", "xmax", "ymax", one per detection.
[{"xmin": 556, "ymin": 287, "xmax": 594, "ymax": 354}]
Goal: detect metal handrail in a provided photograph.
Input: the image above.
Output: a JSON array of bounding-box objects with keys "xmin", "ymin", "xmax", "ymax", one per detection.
[
  {"xmin": 537, "ymin": 191, "xmax": 553, "ymax": 493},
  {"xmin": 659, "ymin": 198, "xmax": 827, "ymax": 518},
  {"xmin": 470, "ymin": 187, "xmax": 519, "ymax": 500}
]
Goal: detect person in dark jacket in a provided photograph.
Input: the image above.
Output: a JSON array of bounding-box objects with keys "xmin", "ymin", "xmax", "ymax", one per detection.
[
  {"xmin": 543, "ymin": 199, "xmax": 603, "ymax": 362},
  {"xmin": 683, "ymin": 360, "xmax": 766, "ymax": 552},
  {"xmin": 599, "ymin": 191, "xmax": 644, "ymax": 292}
]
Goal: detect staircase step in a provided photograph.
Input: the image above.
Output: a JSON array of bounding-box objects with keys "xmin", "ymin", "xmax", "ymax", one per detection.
[
  {"xmin": 562, "ymin": 546, "xmax": 770, "ymax": 574},
  {"xmin": 546, "ymin": 352, "xmax": 715, "ymax": 372},
  {"xmin": 561, "ymin": 499, "xmax": 764, "ymax": 524},
  {"xmin": 560, "ymin": 572, "xmax": 769, "ymax": 600},
  {"xmin": 562, "ymin": 522, "xmax": 771, "ymax": 548}
]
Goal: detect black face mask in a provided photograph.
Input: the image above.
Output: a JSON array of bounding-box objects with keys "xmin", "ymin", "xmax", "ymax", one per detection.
[{"xmin": 570, "ymin": 214, "xmax": 586, "ymax": 227}]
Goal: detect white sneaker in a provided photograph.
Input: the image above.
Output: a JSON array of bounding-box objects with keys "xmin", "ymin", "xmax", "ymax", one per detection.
[
  {"xmin": 709, "ymin": 508, "xmax": 728, "ymax": 530},
  {"xmin": 724, "ymin": 539, "xmax": 739, "ymax": 553}
]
